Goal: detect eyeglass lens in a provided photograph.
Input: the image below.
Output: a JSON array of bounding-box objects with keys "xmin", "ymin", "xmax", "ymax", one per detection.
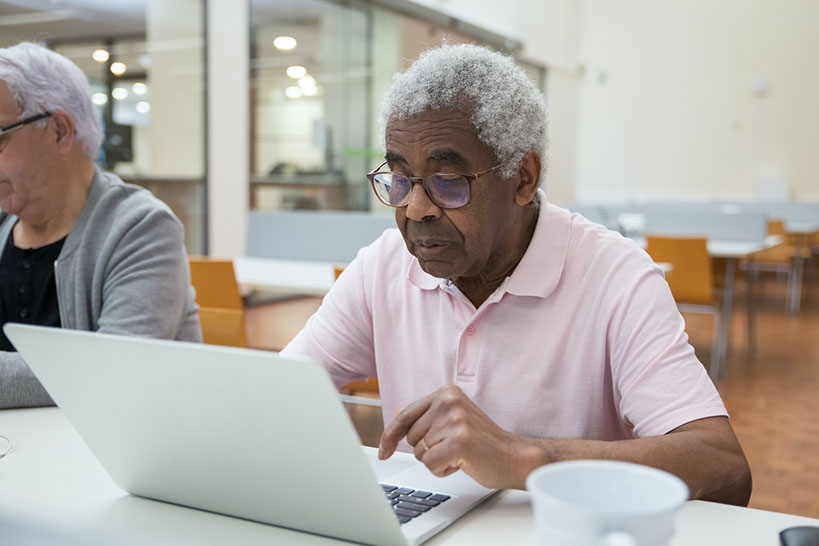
[{"xmin": 373, "ymin": 172, "xmax": 469, "ymax": 209}]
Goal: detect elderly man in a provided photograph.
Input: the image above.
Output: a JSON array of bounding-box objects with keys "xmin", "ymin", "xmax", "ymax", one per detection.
[
  {"xmin": 281, "ymin": 44, "xmax": 751, "ymax": 504},
  {"xmin": 0, "ymin": 42, "xmax": 201, "ymax": 408}
]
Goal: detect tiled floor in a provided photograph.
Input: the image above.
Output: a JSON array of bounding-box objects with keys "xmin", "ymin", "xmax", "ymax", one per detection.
[{"xmin": 246, "ymin": 268, "xmax": 819, "ymax": 517}]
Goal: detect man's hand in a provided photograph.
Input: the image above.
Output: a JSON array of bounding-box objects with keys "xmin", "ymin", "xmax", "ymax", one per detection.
[{"xmin": 378, "ymin": 385, "xmax": 534, "ymax": 489}]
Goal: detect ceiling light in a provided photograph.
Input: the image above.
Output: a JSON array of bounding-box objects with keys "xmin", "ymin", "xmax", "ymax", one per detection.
[
  {"xmin": 286, "ymin": 65, "xmax": 307, "ymax": 79},
  {"xmin": 135, "ymin": 101, "xmax": 151, "ymax": 114},
  {"xmin": 298, "ymin": 75, "xmax": 316, "ymax": 89},
  {"xmin": 110, "ymin": 62, "xmax": 127, "ymax": 76},
  {"xmin": 112, "ymin": 87, "xmax": 128, "ymax": 100},
  {"xmin": 131, "ymin": 82, "xmax": 148, "ymax": 95},
  {"xmin": 92, "ymin": 49, "xmax": 109, "ymax": 63},
  {"xmin": 273, "ymin": 36, "xmax": 297, "ymax": 50},
  {"xmin": 285, "ymin": 86, "xmax": 302, "ymax": 99},
  {"xmin": 91, "ymin": 92, "xmax": 108, "ymax": 105},
  {"xmin": 302, "ymin": 86, "xmax": 318, "ymax": 97}
]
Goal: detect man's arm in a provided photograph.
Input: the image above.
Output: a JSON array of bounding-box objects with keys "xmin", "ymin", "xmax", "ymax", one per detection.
[
  {"xmin": 0, "ymin": 352, "xmax": 54, "ymax": 408},
  {"xmin": 379, "ymin": 385, "xmax": 752, "ymax": 506},
  {"xmin": 92, "ymin": 204, "xmax": 200, "ymax": 341}
]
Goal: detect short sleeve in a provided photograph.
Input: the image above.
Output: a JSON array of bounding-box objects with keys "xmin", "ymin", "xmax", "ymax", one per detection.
[{"xmin": 608, "ymin": 265, "xmax": 728, "ymax": 437}]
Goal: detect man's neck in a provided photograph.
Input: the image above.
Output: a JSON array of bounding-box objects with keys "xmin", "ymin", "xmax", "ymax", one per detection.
[
  {"xmin": 454, "ymin": 203, "xmax": 540, "ymax": 308},
  {"xmin": 14, "ymin": 161, "xmax": 96, "ymax": 249}
]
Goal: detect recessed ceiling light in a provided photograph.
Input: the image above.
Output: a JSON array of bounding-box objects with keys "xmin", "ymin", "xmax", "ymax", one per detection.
[
  {"xmin": 110, "ymin": 62, "xmax": 127, "ymax": 76},
  {"xmin": 91, "ymin": 92, "xmax": 108, "ymax": 105},
  {"xmin": 112, "ymin": 87, "xmax": 128, "ymax": 100},
  {"xmin": 285, "ymin": 86, "xmax": 302, "ymax": 99},
  {"xmin": 286, "ymin": 65, "xmax": 307, "ymax": 79},
  {"xmin": 298, "ymin": 75, "xmax": 316, "ymax": 88},
  {"xmin": 273, "ymin": 36, "xmax": 297, "ymax": 50},
  {"xmin": 131, "ymin": 82, "xmax": 148, "ymax": 95},
  {"xmin": 135, "ymin": 101, "xmax": 151, "ymax": 114},
  {"xmin": 92, "ymin": 49, "xmax": 109, "ymax": 63}
]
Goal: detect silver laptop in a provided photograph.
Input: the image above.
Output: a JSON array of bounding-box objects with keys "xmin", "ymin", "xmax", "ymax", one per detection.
[{"xmin": 4, "ymin": 323, "xmax": 495, "ymax": 546}]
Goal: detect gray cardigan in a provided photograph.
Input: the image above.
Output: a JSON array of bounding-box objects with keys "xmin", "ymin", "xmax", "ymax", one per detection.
[{"xmin": 0, "ymin": 169, "xmax": 202, "ymax": 408}]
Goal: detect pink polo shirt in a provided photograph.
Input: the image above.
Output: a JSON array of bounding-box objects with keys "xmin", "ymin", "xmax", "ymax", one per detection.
[{"xmin": 282, "ymin": 195, "xmax": 727, "ymax": 447}]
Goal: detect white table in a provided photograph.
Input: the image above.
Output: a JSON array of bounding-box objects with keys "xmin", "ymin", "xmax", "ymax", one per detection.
[
  {"xmin": 234, "ymin": 256, "xmax": 338, "ymax": 297},
  {"xmin": 0, "ymin": 408, "xmax": 817, "ymax": 546}
]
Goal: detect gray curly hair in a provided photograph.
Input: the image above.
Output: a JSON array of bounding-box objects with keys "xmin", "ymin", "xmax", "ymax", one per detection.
[
  {"xmin": 379, "ymin": 43, "xmax": 549, "ymax": 180},
  {"xmin": 0, "ymin": 42, "xmax": 103, "ymax": 159}
]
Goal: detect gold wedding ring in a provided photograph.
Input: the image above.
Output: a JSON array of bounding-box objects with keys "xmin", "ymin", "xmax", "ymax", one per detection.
[{"xmin": 419, "ymin": 437, "xmax": 430, "ymax": 453}]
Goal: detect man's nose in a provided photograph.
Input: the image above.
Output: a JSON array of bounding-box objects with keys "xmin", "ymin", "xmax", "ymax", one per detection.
[{"xmin": 404, "ymin": 181, "xmax": 442, "ymax": 222}]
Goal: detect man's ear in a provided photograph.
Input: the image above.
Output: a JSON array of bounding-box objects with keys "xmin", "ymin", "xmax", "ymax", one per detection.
[
  {"xmin": 513, "ymin": 150, "xmax": 541, "ymax": 206},
  {"xmin": 51, "ymin": 110, "xmax": 76, "ymax": 154}
]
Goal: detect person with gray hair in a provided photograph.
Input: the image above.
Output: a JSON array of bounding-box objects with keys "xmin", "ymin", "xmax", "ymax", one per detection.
[
  {"xmin": 0, "ymin": 42, "xmax": 201, "ymax": 408},
  {"xmin": 281, "ymin": 43, "xmax": 751, "ymax": 506}
]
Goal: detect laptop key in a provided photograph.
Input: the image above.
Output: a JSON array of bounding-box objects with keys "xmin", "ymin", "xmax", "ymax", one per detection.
[
  {"xmin": 397, "ymin": 501, "xmax": 431, "ymax": 513},
  {"xmin": 397, "ymin": 516, "xmax": 412, "ymax": 525},
  {"xmin": 394, "ymin": 507, "xmax": 422, "ymax": 518},
  {"xmin": 381, "ymin": 484, "xmax": 398, "ymax": 492},
  {"xmin": 395, "ymin": 487, "xmax": 415, "ymax": 495},
  {"xmin": 387, "ymin": 492, "xmax": 401, "ymax": 500},
  {"xmin": 429, "ymin": 494, "xmax": 451, "ymax": 502},
  {"xmin": 397, "ymin": 495, "xmax": 439, "ymax": 507},
  {"xmin": 410, "ymin": 490, "xmax": 433, "ymax": 499}
]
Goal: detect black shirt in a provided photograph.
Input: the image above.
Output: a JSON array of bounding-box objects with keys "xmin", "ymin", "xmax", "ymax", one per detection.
[{"xmin": 0, "ymin": 228, "xmax": 66, "ymax": 351}]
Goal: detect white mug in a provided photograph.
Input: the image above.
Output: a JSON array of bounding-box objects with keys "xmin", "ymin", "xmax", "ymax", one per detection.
[{"xmin": 526, "ymin": 460, "xmax": 689, "ymax": 546}]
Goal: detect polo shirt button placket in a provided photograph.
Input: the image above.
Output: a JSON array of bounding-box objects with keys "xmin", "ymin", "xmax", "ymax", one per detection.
[{"xmin": 465, "ymin": 325, "xmax": 475, "ymax": 336}]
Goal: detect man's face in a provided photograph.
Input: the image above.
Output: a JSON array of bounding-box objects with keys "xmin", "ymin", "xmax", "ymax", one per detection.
[
  {"xmin": 0, "ymin": 81, "xmax": 51, "ymax": 218},
  {"xmin": 385, "ymin": 109, "xmax": 526, "ymax": 282}
]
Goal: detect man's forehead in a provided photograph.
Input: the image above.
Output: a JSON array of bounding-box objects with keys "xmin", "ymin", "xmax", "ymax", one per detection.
[{"xmin": 384, "ymin": 110, "xmax": 485, "ymax": 166}]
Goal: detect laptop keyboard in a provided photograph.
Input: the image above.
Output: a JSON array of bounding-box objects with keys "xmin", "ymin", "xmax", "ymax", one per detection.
[{"xmin": 380, "ymin": 484, "xmax": 450, "ymax": 525}]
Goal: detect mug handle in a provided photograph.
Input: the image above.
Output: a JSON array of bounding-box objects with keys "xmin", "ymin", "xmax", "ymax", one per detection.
[{"xmin": 602, "ymin": 531, "xmax": 638, "ymax": 546}]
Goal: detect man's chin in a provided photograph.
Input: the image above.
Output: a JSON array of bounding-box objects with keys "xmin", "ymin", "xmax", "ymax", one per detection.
[{"xmin": 416, "ymin": 258, "xmax": 459, "ymax": 280}]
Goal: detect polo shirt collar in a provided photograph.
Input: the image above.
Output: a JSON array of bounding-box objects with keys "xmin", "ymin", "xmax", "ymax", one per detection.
[
  {"xmin": 505, "ymin": 191, "xmax": 570, "ymax": 299},
  {"xmin": 406, "ymin": 190, "xmax": 571, "ymax": 300}
]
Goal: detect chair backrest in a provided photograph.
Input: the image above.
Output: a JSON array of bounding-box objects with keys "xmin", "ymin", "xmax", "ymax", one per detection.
[
  {"xmin": 767, "ymin": 219, "xmax": 786, "ymax": 236},
  {"xmin": 246, "ymin": 210, "xmax": 395, "ymax": 263},
  {"xmin": 197, "ymin": 308, "xmax": 246, "ymax": 348},
  {"xmin": 646, "ymin": 236, "xmax": 713, "ymax": 306},
  {"xmin": 188, "ymin": 258, "xmax": 243, "ymax": 310},
  {"xmin": 188, "ymin": 257, "xmax": 246, "ymax": 347}
]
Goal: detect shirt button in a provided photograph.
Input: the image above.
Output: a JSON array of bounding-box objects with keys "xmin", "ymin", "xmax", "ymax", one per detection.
[
  {"xmin": 18, "ymin": 284, "xmax": 27, "ymax": 295},
  {"xmin": 465, "ymin": 325, "xmax": 475, "ymax": 335},
  {"xmin": 21, "ymin": 260, "xmax": 31, "ymax": 270},
  {"xmin": 18, "ymin": 308, "xmax": 28, "ymax": 319}
]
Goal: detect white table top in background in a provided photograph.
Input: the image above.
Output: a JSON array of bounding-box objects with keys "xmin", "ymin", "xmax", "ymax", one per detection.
[
  {"xmin": 234, "ymin": 256, "xmax": 337, "ymax": 297},
  {"xmin": 633, "ymin": 235, "xmax": 783, "ymax": 259}
]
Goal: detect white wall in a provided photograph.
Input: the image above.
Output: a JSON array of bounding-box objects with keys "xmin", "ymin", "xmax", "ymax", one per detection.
[
  {"xmin": 577, "ymin": 0, "xmax": 819, "ymax": 202},
  {"xmin": 206, "ymin": 0, "xmax": 248, "ymax": 257}
]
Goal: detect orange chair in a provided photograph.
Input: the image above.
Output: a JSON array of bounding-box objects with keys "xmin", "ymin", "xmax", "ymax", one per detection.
[
  {"xmin": 333, "ymin": 264, "xmax": 381, "ymax": 406},
  {"xmin": 188, "ymin": 257, "xmax": 247, "ymax": 348},
  {"xmin": 645, "ymin": 236, "xmax": 725, "ymax": 380}
]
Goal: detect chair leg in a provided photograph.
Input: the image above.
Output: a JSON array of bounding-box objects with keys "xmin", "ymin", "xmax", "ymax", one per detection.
[{"xmin": 709, "ymin": 311, "xmax": 723, "ymax": 382}]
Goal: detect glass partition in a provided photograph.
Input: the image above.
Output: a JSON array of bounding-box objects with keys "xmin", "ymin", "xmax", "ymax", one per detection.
[
  {"xmin": 249, "ymin": 0, "xmax": 547, "ymax": 213},
  {"xmin": 0, "ymin": 0, "xmax": 206, "ymax": 254}
]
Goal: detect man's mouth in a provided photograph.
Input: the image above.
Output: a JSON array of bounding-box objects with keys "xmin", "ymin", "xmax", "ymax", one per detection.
[{"xmin": 412, "ymin": 239, "xmax": 453, "ymax": 259}]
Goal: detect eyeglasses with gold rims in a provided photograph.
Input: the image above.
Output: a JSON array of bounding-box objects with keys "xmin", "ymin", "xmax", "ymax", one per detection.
[
  {"xmin": 367, "ymin": 160, "xmax": 500, "ymax": 209},
  {"xmin": 0, "ymin": 111, "xmax": 52, "ymax": 153}
]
